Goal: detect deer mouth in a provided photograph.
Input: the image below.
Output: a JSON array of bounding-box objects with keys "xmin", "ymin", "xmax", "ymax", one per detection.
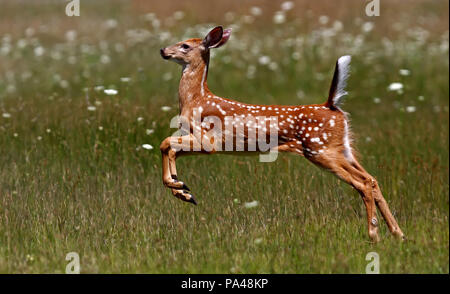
[{"xmin": 160, "ymin": 48, "xmax": 171, "ymax": 60}]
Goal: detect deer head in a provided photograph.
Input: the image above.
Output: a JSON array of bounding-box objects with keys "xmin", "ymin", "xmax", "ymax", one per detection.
[{"xmin": 160, "ymin": 26, "xmax": 231, "ymax": 66}]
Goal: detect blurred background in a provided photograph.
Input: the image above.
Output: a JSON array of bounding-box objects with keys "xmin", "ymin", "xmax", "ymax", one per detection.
[
  {"xmin": 0, "ymin": 0, "xmax": 448, "ymax": 105},
  {"xmin": 0, "ymin": 0, "xmax": 448, "ymax": 273}
]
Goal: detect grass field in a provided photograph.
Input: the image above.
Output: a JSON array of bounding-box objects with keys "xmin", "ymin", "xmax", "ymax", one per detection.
[{"xmin": 0, "ymin": 0, "xmax": 448, "ymax": 273}]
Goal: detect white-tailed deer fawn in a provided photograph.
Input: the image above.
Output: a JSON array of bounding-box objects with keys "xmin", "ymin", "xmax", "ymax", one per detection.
[{"xmin": 160, "ymin": 26, "xmax": 404, "ymax": 242}]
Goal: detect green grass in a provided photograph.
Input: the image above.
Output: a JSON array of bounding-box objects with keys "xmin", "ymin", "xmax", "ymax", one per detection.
[{"xmin": 0, "ymin": 0, "xmax": 448, "ymax": 273}]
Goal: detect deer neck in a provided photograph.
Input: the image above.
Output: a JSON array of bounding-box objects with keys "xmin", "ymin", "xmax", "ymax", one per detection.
[{"xmin": 178, "ymin": 53, "xmax": 210, "ymax": 111}]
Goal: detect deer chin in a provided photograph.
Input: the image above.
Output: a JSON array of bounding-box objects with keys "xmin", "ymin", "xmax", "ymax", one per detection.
[{"xmin": 171, "ymin": 58, "xmax": 188, "ymax": 66}]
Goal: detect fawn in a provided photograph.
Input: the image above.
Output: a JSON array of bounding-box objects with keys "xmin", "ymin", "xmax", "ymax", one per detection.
[{"xmin": 160, "ymin": 26, "xmax": 404, "ymax": 242}]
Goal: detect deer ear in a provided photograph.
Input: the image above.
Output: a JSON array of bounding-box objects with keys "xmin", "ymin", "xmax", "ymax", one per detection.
[
  {"xmin": 212, "ymin": 28, "xmax": 231, "ymax": 48},
  {"xmin": 203, "ymin": 26, "xmax": 231, "ymax": 49}
]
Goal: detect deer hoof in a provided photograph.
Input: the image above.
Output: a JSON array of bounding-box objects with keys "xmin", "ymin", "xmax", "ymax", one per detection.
[
  {"xmin": 172, "ymin": 189, "xmax": 196, "ymax": 205},
  {"xmin": 187, "ymin": 196, "xmax": 197, "ymax": 205},
  {"xmin": 182, "ymin": 183, "xmax": 191, "ymax": 191},
  {"xmin": 369, "ymin": 230, "xmax": 380, "ymax": 243}
]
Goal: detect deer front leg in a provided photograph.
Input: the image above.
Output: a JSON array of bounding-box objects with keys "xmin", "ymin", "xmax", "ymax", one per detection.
[
  {"xmin": 160, "ymin": 137, "xmax": 190, "ymax": 190},
  {"xmin": 160, "ymin": 135, "xmax": 203, "ymax": 205},
  {"xmin": 168, "ymin": 148, "xmax": 197, "ymax": 205}
]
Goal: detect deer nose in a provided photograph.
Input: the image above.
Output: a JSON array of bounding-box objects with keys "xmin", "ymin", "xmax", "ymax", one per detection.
[{"xmin": 160, "ymin": 48, "xmax": 170, "ymax": 60}]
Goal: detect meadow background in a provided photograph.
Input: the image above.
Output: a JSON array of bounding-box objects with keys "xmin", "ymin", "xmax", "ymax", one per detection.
[{"xmin": 0, "ymin": 0, "xmax": 448, "ymax": 273}]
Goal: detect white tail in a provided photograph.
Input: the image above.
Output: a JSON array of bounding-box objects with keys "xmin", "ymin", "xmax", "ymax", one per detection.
[{"xmin": 327, "ymin": 55, "xmax": 351, "ymax": 109}]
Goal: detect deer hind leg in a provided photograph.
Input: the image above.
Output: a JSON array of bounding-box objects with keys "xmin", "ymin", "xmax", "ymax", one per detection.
[
  {"xmin": 309, "ymin": 150, "xmax": 405, "ymax": 241},
  {"xmin": 307, "ymin": 151, "xmax": 381, "ymax": 242},
  {"xmin": 350, "ymin": 160, "xmax": 405, "ymax": 240}
]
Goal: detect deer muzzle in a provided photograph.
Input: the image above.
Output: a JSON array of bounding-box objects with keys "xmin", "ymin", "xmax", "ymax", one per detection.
[{"xmin": 160, "ymin": 48, "xmax": 171, "ymax": 60}]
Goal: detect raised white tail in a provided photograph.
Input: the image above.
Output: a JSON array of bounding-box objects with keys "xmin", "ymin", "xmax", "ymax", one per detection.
[{"xmin": 326, "ymin": 55, "xmax": 351, "ymax": 109}]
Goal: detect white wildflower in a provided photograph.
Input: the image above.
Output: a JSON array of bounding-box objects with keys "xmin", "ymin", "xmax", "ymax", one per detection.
[
  {"xmin": 258, "ymin": 55, "xmax": 270, "ymax": 65},
  {"xmin": 244, "ymin": 200, "xmax": 259, "ymax": 209},
  {"xmin": 2, "ymin": 113, "xmax": 11, "ymax": 118},
  {"xmin": 333, "ymin": 20, "xmax": 344, "ymax": 31},
  {"xmin": 34, "ymin": 46, "xmax": 45, "ymax": 57},
  {"xmin": 104, "ymin": 19, "xmax": 118, "ymax": 29},
  {"xmin": 104, "ymin": 89, "xmax": 118, "ymax": 95},
  {"xmin": 406, "ymin": 106, "xmax": 416, "ymax": 113},
  {"xmin": 281, "ymin": 1, "xmax": 294, "ymax": 11},
  {"xmin": 319, "ymin": 15, "xmax": 329, "ymax": 25},
  {"xmin": 273, "ymin": 11, "xmax": 286, "ymax": 24},
  {"xmin": 250, "ymin": 6, "xmax": 262, "ymax": 16},
  {"xmin": 362, "ymin": 22, "xmax": 374, "ymax": 33},
  {"xmin": 26, "ymin": 254, "xmax": 35, "ymax": 262},
  {"xmin": 143, "ymin": 13, "xmax": 156, "ymax": 22},
  {"xmin": 1, "ymin": 45, "xmax": 11, "ymax": 55},
  {"xmin": 152, "ymin": 19, "xmax": 160, "ymax": 29},
  {"xmin": 65, "ymin": 30, "xmax": 77, "ymax": 42},
  {"xmin": 25, "ymin": 27, "xmax": 35, "ymax": 37},
  {"xmin": 173, "ymin": 11, "xmax": 185, "ymax": 20},
  {"xmin": 388, "ymin": 82, "xmax": 403, "ymax": 92},
  {"xmin": 242, "ymin": 15, "xmax": 255, "ymax": 24},
  {"xmin": 161, "ymin": 106, "xmax": 171, "ymax": 112},
  {"xmin": 399, "ymin": 69, "xmax": 410, "ymax": 76},
  {"xmin": 224, "ymin": 12, "xmax": 235, "ymax": 22},
  {"xmin": 142, "ymin": 144, "xmax": 153, "ymax": 150},
  {"xmin": 87, "ymin": 106, "xmax": 96, "ymax": 111},
  {"xmin": 100, "ymin": 54, "xmax": 110, "ymax": 64},
  {"xmin": 17, "ymin": 39, "xmax": 27, "ymax": 48},
  {"xmin": 59, "ymin": 80, "xmax": 69, "ymax": 89},
  {"xmin": 268, "ymin": 62, "xmax": 278, "ymax": 71},
  {"xmin": 146, "ymin": 129, "xmax": 154, "ymax": 135}
]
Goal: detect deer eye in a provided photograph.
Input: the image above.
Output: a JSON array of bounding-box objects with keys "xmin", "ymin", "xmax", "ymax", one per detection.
[{"xmin": 181, "ymin": 44, "xmax": 190, "ymax": 50}]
